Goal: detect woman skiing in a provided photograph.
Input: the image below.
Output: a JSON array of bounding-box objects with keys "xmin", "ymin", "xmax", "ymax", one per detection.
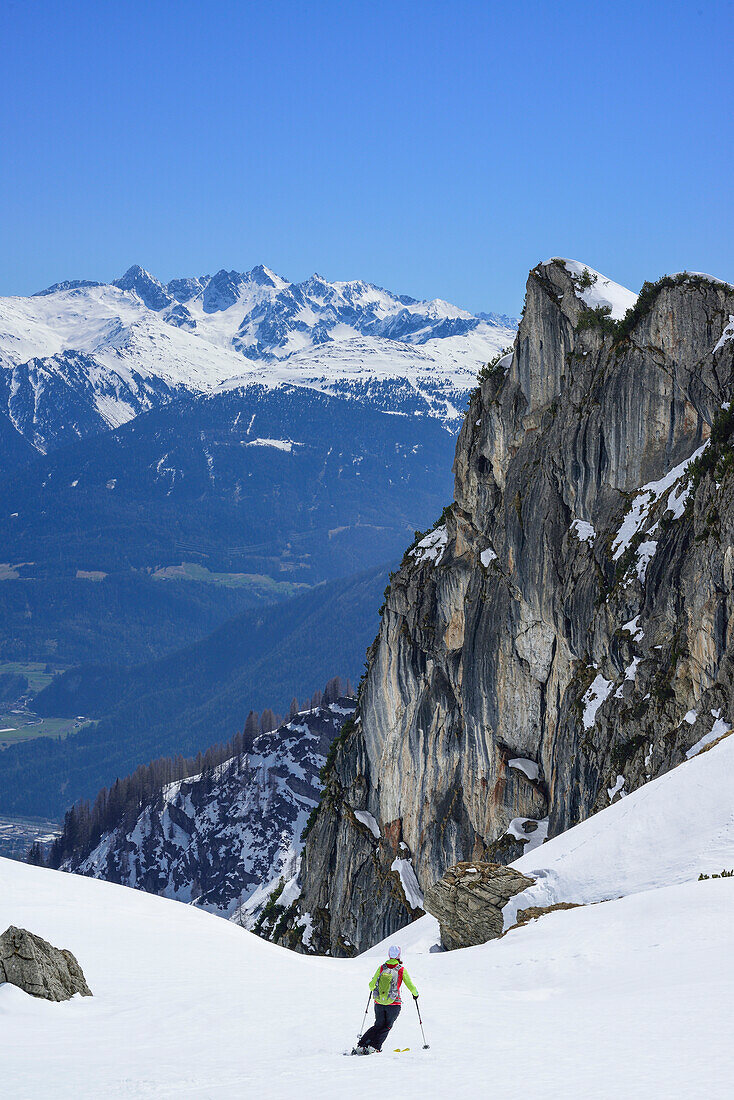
[{"xmin": 354, "ymin": 945, "xmax": 418, "ymax": 1054}]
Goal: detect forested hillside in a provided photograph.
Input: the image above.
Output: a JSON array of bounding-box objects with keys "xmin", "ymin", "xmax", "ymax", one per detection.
[
  {"xmin": 0, "ymin": 570, "xmax": 288, "ymax": 666},
  {"xmin": 39, "ymin": 688, "xmax": 355, "ymax": 933},
  {"xmin": 0, "ymin": 564, "xmax": 388, "ymax": 817}
]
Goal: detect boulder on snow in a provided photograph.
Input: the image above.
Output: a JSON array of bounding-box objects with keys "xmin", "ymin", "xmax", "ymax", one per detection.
[
  {"xmin": 424, "ymin": 861, "xmax": 535, "ymax": 950},
  {"xmin": 0, "ymin": 925, "xmax": 92, "ymax": 1001}
]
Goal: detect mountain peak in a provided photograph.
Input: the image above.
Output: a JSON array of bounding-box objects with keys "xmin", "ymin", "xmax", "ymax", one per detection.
[
  {"xmin": 113, "ymin": 265, "xmax": 172, "ymax": 312},
  {"xmin": 118, "ymin": 263, "xmax": 153, "ymax": 280},
  {"xmin": 248, "ymin": 264, "xmax": 284, "ymax": 289},
  {"xmin": 202, "ymin": 269, "xmax": 247, "ymax": 314}
]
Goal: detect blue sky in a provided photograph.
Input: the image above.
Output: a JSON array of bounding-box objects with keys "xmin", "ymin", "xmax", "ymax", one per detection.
[{"xmin": 1, "ymin": 0, "xmax": 731, "ymax": 314}]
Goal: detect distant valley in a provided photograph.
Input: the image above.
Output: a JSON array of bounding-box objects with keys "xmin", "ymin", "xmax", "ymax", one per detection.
[{"xmin": 0, "ymin": 264, "xmax": 513, "ymax": 823}]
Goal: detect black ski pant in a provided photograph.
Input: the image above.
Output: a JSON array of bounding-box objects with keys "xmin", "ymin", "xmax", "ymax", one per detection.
[{"xmin": 359, "ymin": 1002, "xmax": 401, "ymax": 1051}]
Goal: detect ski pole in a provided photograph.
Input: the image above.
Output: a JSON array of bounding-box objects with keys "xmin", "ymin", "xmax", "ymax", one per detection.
[
  {"xmin": 414, "ymin": 996, "xmax": 430, "ymax": 1049},
  {"xmin": 356, "ymin": 992, "xmax": 371, "ymax": 1044}
]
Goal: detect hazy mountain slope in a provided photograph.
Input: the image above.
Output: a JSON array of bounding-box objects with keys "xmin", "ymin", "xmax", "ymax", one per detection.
[
  {"xmin": 0, "ymin": 351, "xmax": 175, "ymax": 454},
  {"xmin": 0, "ymin": 408, "xmax": 36, "ymax": 470},
  {"xmin": 0, "ymin": 385, "xmax": 455, "ymax": 583},
  {"xmin": 0, "ymin": 564, "xmax": 389, "ymax": 817},
  {"xmin": 0, "ymin": 570, "xmax": 295, "ymax": 667}
]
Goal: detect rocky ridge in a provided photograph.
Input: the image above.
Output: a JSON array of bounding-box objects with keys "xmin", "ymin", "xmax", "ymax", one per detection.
[
  {"xmin": 282, "ymin": 260, "xmax": 734, "ymax": 955},
  {"xmin": 61, "ymin": 701, "xmax": 355, "ymax": 929}
]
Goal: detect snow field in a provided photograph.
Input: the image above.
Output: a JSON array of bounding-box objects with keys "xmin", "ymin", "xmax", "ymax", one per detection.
[
  {"xmin": 500, "ymin": 731, "xmax": 734, "ymax": 928},
  {"xmin": 3, "ymin": 855, "xmax": 734, "ymax": 1098},
  {"xmin": 4, "ymin": 733, "xmax": 734, "ymax": 1096},
  {"xmin": 5, "ymin": 730, "xmax": 734, "ymax": 1096}
]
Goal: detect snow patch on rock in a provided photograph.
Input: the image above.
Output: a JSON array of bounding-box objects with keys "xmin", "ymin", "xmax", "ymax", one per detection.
[
  {"xmin": 714, "ymin": 315, "xmax": 734, "ymax": 354},
  {"xmin": 612, "ymin": 443, "xmax": 708, "ymax": 561},
  {"xmin": 508, "ymin": 758, "xmax": 540, "ymax": 782},
  {"xmin": 354, "ymin": 810, "xmax": 381, "ymax": 839},
  {"xmin": 570, "ymin": 519, "xmax": 596, "ymax": 543},
  {"xmin": 622, "ymin": 615, "xmax": 644, "ymax": 643},
  {"xmin": 507, "ymin": 817, "xmax": 549, "ymax": 853},
  {"xmin": 391, "ymin": 857, "xmax": 424, "ymax": 910},
  {"xmin": 582, "ymin": 673, "xmax": 613, "ymax": 730},
  {"xmin": 411, "ymin": 524, "xmax": 448, "ymax": 565},
  {"xmin": 685, "ymin": 716, "xmax": 731, "ymax": 759},
  {"xmin": 552, "ymin": 259, "xmax": 638, "ymax": 320},
  {"xmin": 245, "ymin": 438, "xmax": 298, "ymax": 452},
  {"xmin": 607, "ymin": 774, "xmax": 627, "ymax": 803}
]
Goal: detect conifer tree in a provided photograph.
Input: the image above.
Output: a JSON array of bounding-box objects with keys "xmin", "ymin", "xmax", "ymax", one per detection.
[
  {"xmin": 323, "ymin": 676, "xmax": 343, "ymax": 704},
  {"xmin": 244, "ymin": 710, "xmax": 259, "ymax": 750},
  {"xmin": 260, "ymin": 708, "xmax": 277, "ymax": 734},
  {"xmin": 27, "ymin": 841, "xmax": 44, "ymax": 866}
]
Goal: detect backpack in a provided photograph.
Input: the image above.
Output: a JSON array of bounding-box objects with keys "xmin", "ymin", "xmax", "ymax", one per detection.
[{"xmin": 376, "ymin": 962, "xmax": 401, "ymax": 1002}]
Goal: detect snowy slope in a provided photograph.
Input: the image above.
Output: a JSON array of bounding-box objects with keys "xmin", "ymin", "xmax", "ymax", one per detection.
[
  {"xmin": 4, "ymin": 840, "xmax": 734, "ymax": 1096},
  {"xmin": 5, "ymin": 719, "xmax": 734, "ymax": 1095},
  {"xmin": 0, "ymin": 266, "xmax": 518, "ymax": 449},
  {"xmin": 376, "ymin": 726, "xmax": 734, "ymax": 956},
  {"xmin": 501, "ymin": 727, "xmax": 734, "ymax": 926},
  {"xmin": 62, "ymin": 703, "xmax": 354, "ymax": 924}
]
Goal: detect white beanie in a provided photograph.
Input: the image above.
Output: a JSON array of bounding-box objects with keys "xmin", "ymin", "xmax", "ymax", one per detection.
[{"xmin": 388, "ymin": 945, "xmax": 401, "ymax": 958}]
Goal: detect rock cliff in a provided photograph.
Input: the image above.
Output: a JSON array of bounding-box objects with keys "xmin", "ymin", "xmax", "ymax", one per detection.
[{"xmin": 284, "ymin": 260, "xmax": 734, "ymax": 955}]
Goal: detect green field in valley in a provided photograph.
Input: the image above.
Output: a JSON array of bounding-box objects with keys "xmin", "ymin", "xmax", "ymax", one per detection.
[
  {"xmin": 0, "ymin": 661, "xmax": 60, "ymax": 693},
  {"xmin": 0, "ymin": 711, "xmax": 91, "ymax": 749},
  {"xmin": 151, "ymin": 562, "xmax": 309, "ymax": 596}
]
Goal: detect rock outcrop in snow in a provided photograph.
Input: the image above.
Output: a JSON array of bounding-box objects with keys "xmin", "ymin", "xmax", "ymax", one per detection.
[
  {"xmin": 286, "ymin": 261, "xmax": 734, "ymax": 954},
  {"xmin": 423, "ymin": 862, "xmax": 535, "ymax": 949},
  {"xmin": 0, "ymin": 925, "xmax": 92, "ymax": 1001}
]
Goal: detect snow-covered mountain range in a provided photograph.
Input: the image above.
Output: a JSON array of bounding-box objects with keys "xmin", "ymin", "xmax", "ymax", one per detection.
[{"xmin": 0, "ymin": 265, "xmax": 517, "ymax": 451}]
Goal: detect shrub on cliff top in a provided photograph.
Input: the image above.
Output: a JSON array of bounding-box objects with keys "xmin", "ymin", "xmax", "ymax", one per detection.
[
  {"xmin": 476, "ymin": 347, "xmax": 513, "ymax": 388},
  {"xmin": 573, "ymin": 271, "xmax": 729, "ymax": 342}
]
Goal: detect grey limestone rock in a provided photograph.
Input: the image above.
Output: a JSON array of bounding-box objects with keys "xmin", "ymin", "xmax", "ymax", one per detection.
[
  {"xmin": 0, "ymin": 925, "xmax": 92, "ymax": 1001},
  {"xmin": 286, "ymin": 262, "xmax": 734, "ymax": 954},
  {"xmin": 424, "ymin": 861, "xmax": 536, "ymax": 949}
]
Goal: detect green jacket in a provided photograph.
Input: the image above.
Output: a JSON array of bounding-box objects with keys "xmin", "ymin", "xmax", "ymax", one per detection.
[{"xmin": 369, "ymin": 958, "xmax": 418, "ymax": 1005}]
